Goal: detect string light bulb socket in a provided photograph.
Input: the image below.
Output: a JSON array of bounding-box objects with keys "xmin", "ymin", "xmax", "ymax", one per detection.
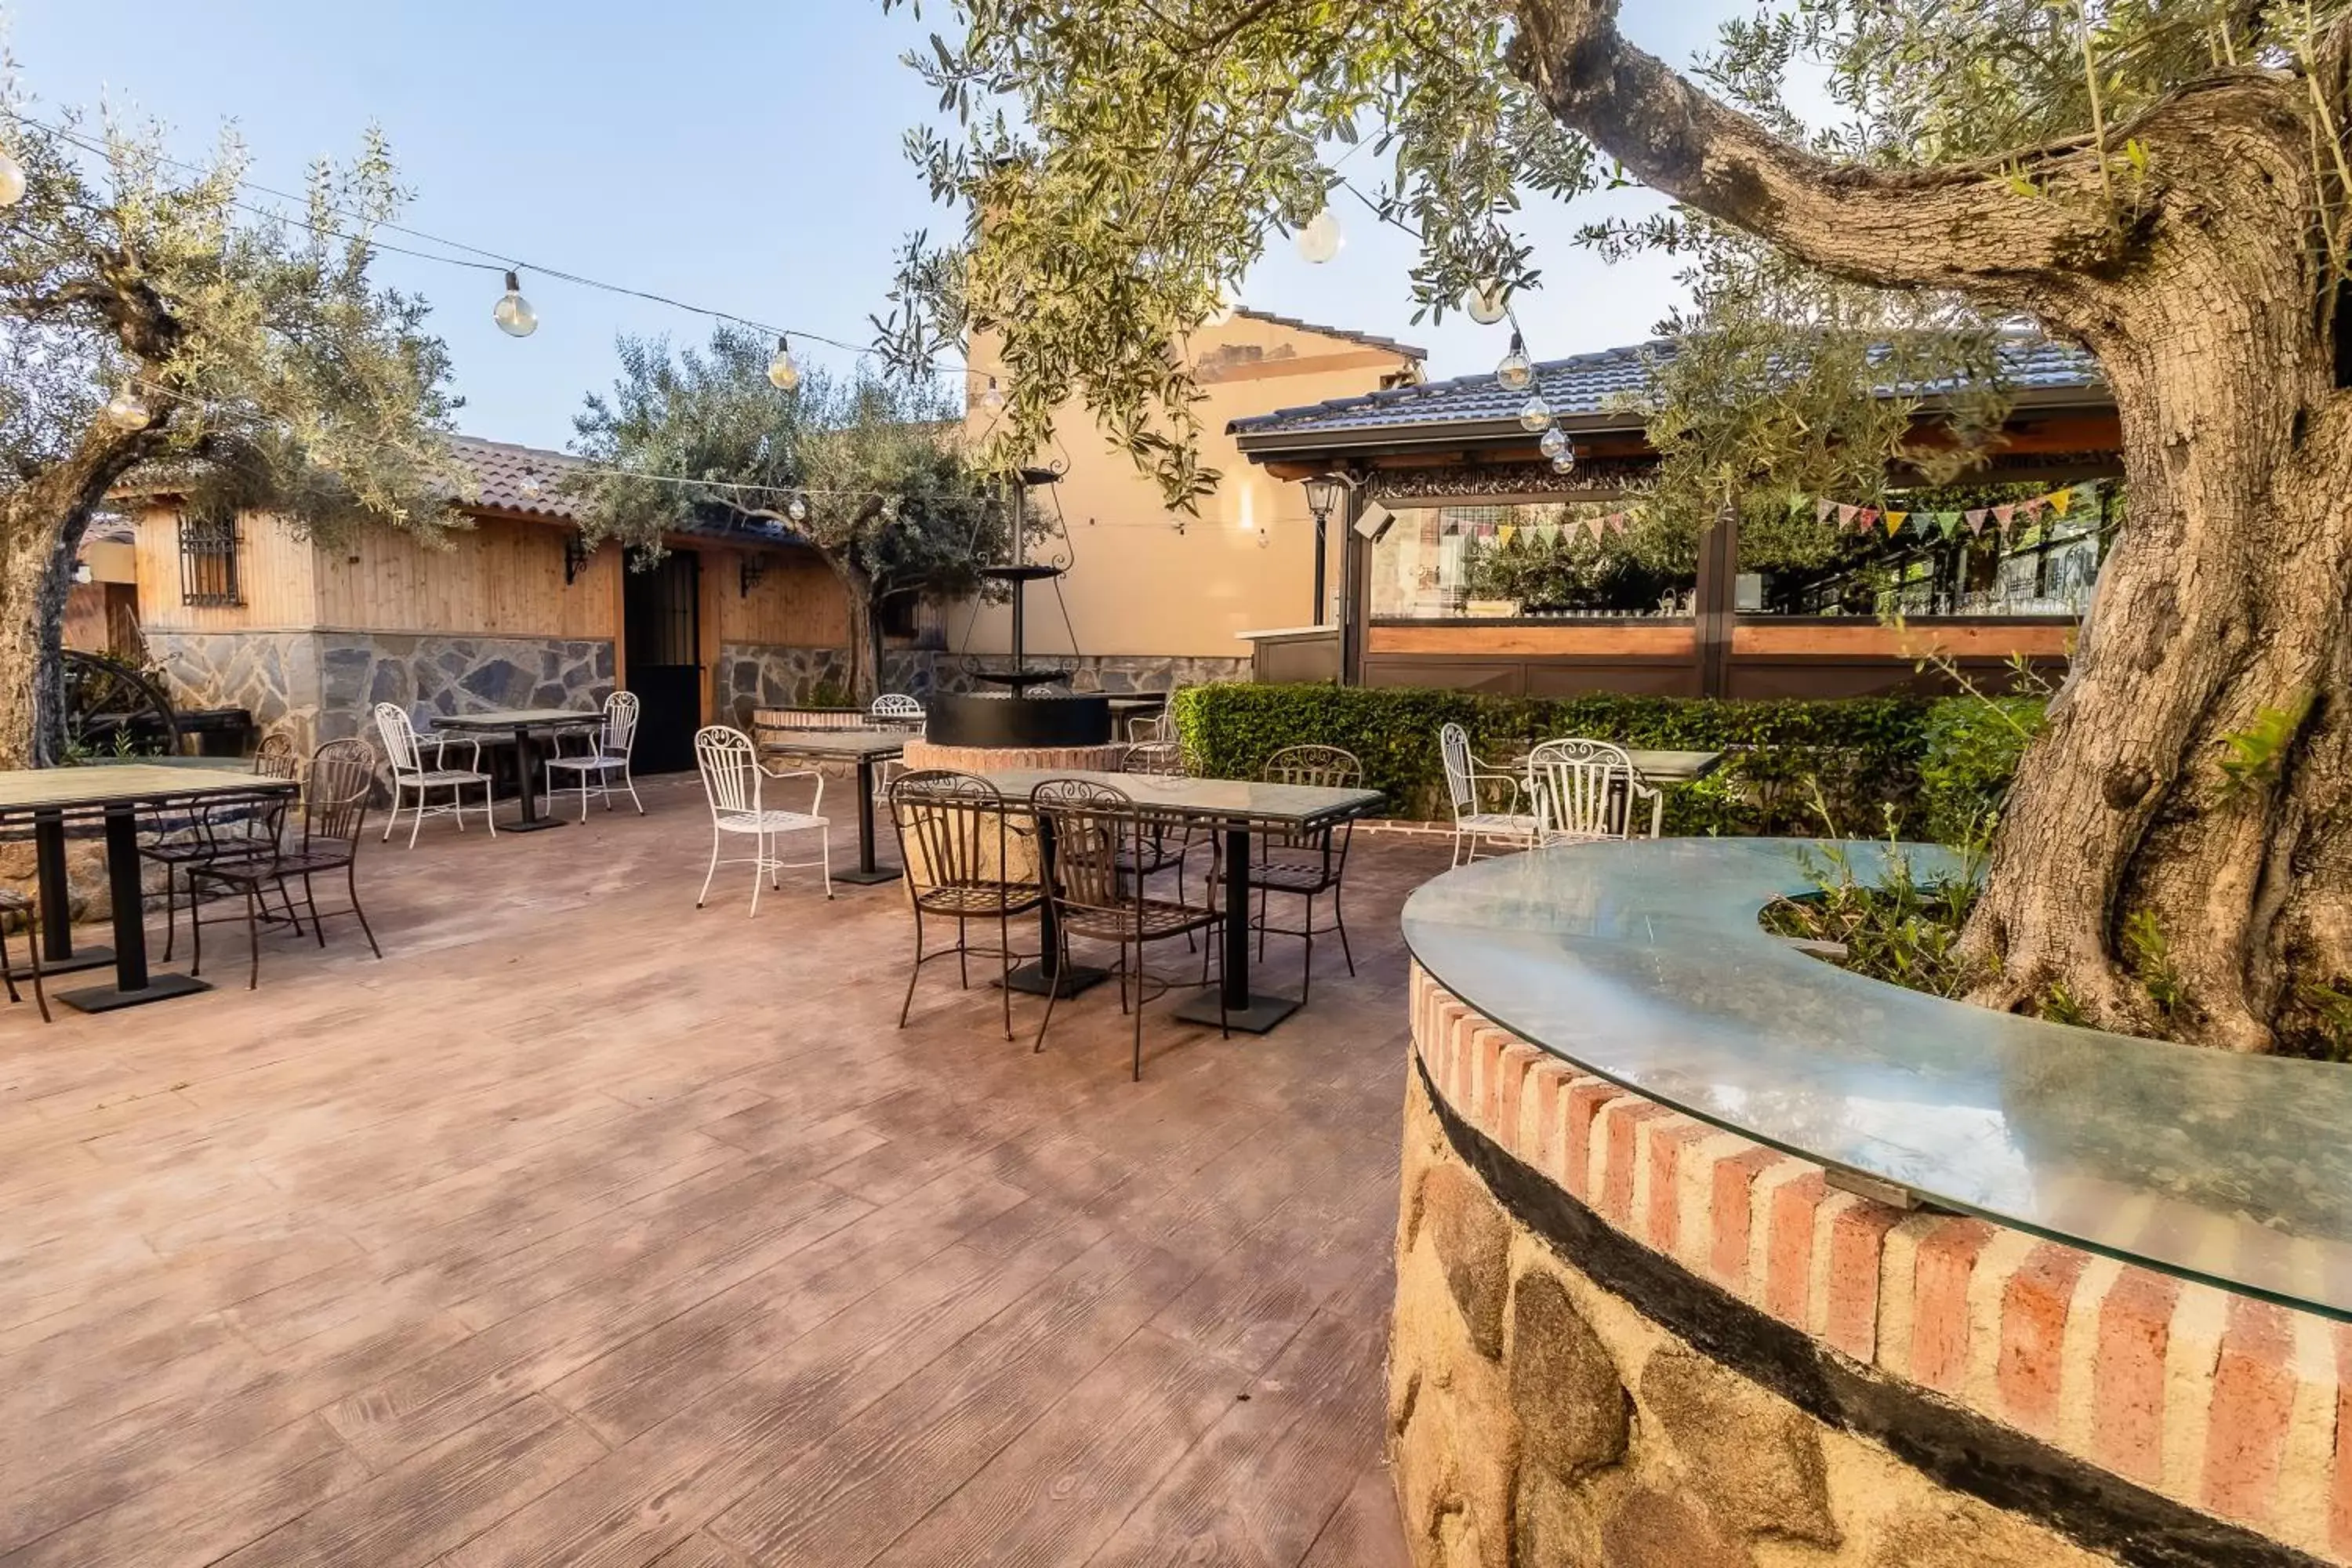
[
  {"xmin": 1294, "ymin": 206, "xmax": 1343, "ymax": 264},
  {"xmin": 0, "ymin": 149, "xmax": 25, "ymax": 208},
  {"xmin": 1465, "ymin": 280, "xmax": 1508, "ymax": 325},
  {"xmin": 493, "ymin": 270, "xmax": 538, "ymax": 338},
  {"xmin": 101, "ymin": 383, "xmax": 152, "ymax": 431},
  {"xmin": 767, "ymin": 336, "xmax": 800, "ymax": 392},
  {"xmin": 1517, "ymin": 395, "xmax": 1553, "ymax": 434},
  {"xmin": 1496, "ymin": 332, "xmax": 1534, "ymax": 393}
]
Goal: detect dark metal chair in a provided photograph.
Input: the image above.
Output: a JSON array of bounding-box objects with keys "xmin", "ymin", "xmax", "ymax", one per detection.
[
  {"xmin": 0, "ymin": 887, "xmax": 48, "ymax": 1022},
  {"xmin": 1119, "ymin": 740, "xmax": 1207, "ymax": 945},
  {"xmin": 890, "ymin": 769, "xmax": 1042, "ymax": 1040},
  {"xmin": 1029, "ymin": 778, "xmax": 1225, "ymax": 1080},
  {"xmin": 189, "ymin": 739, "xmax": 383, "ymax": 989},
  {"xmin": 145, "ymin": 731, "xmax": 302, "ymax": 960},
  {"xmin": 1243, "ymin": 743, "xmax": 1363, "ymax": 1004}
]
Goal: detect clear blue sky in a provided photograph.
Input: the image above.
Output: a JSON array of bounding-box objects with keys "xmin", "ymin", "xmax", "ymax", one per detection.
[{"xmin": 15, "ymin": 0, "xmax": 1751, "ymax": 452}]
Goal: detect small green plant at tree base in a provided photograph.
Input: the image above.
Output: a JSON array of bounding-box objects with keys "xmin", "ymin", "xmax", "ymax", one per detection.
[
  {"xmin": 806, "ymin": 678, "xmax": 852, "ymax": 710},
  {"xmin": 2119, "ymin": 909, "xmax": 2191, "ymax": 1027},
  {"xmin": 2217, "ymin": 696, "xmax": 2311, "ymax": 800},
  {"xmin": 2295, "ymin": 982, "xmax": 2352, "ymax": 1063}
]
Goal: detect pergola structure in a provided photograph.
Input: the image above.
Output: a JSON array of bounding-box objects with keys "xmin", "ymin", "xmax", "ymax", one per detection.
[{"xmin": 1229, "ymin": 333, "xmax": 2118, "ymax": 699}]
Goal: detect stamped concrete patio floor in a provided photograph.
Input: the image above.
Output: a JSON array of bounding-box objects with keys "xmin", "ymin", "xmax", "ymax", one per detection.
[{"xmin": 0, "ymin": 774, "xmax": 1435, "ymax": 1567}]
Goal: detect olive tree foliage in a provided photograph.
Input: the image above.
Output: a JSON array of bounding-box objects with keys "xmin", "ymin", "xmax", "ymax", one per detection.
[
  {"xmin": 568, "ymin": 325, "xmax": 1010, "ymax": 702},
  {"xmin": 875, "ymin": 0, "xmax": 2352, "ymax": 1055},
  {"xmin": 0, "ymin": 67, "xmax": 461, "ymax": 767}
]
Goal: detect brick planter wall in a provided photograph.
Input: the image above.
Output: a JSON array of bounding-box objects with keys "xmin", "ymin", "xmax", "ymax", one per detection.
[
  {"xmin": 1396, "ymin": 963, "xmax": 2348, "ymax": 1566},
  {"xmin": 900, "ymin": 740, "xmax": 1130, "ymax": 774}
]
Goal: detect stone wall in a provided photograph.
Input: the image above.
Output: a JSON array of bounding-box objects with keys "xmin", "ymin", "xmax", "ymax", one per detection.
[
  {"xmin": 319, "ymin": 633, "xmax": 614, "ymax": 746},
  {"xmin": 147, "ymin": 630, "xmax": 321, "ymax": 752},
  {"xmin": 1396, "ymin": 965, "xmax": 2348, "ymax": 1566},
  {"xmin": 146, "ymin": 630, "xmax": 615, "ymax": 755}
]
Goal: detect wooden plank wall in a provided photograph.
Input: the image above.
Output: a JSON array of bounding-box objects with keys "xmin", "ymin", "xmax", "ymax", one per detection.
[
  {"xmin": 315, "ymin": 515, "xmax": 618, "ymax": 639},
  {"xmin": 135, "ymin": 506, "xmax": 319, "ymax": 632},
  {"xmin": 714, "ymin": 550, "xmax": 850, "ymax": 647}
]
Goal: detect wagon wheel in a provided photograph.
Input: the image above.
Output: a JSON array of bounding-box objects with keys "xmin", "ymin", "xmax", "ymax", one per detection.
[{"xmin": 63, "ymin": 648, "xmax": 181, "ymax": 757}]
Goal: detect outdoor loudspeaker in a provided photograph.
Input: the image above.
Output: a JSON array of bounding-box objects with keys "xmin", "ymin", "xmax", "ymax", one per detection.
[{"xmin": 1352, "ymin": 503, "xmax": 1394, "ymax": 543}]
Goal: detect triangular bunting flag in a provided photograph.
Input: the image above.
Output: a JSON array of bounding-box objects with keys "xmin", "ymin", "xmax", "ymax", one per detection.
[
  {"xmin": 1937, "ymin": 512, "xmax": 1960, "ymax": 539},
  {"xmin": 2074, "ymin": 481, "xmax": 2100, "ymax": 514},
  {"xmin": 1609, "ymin": 512, "xmax": 1629, "ymax": 535},
  {"xmin": 1836, "ymin": 503, "xmax": 1859, "ymax": 529},
  {"xmin": 1537, "ymin": 520, "xmax": 1560, "ymax": 546},
  {"xmin": 1858, "ymin": 507, "xmax": 1881, "ymax": 532},
  {"xmin": 2021, "ymin": 496, "xmax": 2047, "ymax": 520},
  {"xmin": 1583, "ymin": 514, "xmax": 1604, "ymax": 540},
  {"xmin": 1497, "ymin": 524, "xmax": 1517, "ymax": 547},
  {"xmin": 1815, "ymin": 497, "xmax": 1835, "ymax": 524},
  {"xmin": 2048, "ymin": 488, "xmax": 2072, "ymax": 518},
  {"xmin": 1993, "ymin": 503, "xmax": 2016, "ymax": 529},
  {"xmin": 1965, "ymin": 508, "xmax": 1987, "ymax": 535},
  {"xmin": 1885, "ymin": 510, "xmax": 1909, "ymax": 533}
]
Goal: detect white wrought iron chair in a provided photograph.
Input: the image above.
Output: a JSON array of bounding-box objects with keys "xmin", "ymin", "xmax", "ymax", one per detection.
[
  {"xmin": 373, "ymin": 701, "xmax": 495, "ymax": 847},
  {"xmin": 1525, "ymin": 737, "xmax": 1661, "ymax": 845},
  {"xmin": 869, "ymin": 692, "xmax": 926, "ymax": 731},
  {"xmin": 694, "ymin": 724, "xmax": 831, "ymax": 914},
  {"xmin": 1439, "ymin": 722, "xmax": 1539, "ymax": 865},
  {"xmin": 545, "ymin": 691, "xmax": 646, "ymax": 820}
]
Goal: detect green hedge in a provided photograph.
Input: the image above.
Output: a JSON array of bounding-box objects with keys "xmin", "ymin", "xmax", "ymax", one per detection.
[{"xmin": 1169, "ymin": 681, "xmax": 2038, "ymax": 840}]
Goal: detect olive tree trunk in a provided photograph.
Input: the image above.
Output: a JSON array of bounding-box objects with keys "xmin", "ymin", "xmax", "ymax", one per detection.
[
  {"xmin": 0, "ymin": 424, "xmax": 160, "ymax": 768},
  {"xmin": 1515, "ymin": 1, "xmax": 2352, "ymax": 1048}
]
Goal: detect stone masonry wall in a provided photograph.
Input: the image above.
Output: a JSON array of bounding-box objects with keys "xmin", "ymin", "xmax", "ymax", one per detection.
[
  {"xmin": 1397, "ymin": 964, "xmax": 2350, "ymax": 1566},
  {"xmin": 147, "ymin": 630, "xmax": 322, "ymax": 753},
  {"xmin": 317, "ymin": 633, "xmax": 615, "ymax": 748}
]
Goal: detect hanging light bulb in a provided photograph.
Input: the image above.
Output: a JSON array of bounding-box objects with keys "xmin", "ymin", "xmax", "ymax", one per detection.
[
  {"xmin": 492, "ymin": 270, "xmax": 537, "ymax": 338},
  {"xmin": 1496, "ymin": 332, "xmax": 1533, "ymax": 392},
  {"xmin": 0, "ymin": 149, "xmax": 25, "ymax": 209},
  {"xmin": 1539, "ymin": 426, "xmax": 1569, "ymax": 459},
  {"xmin": 1294, "ymin": 206, "xmax": 1343, "ymax": 265},
  {"xmin": 1465, "ymin": 279, "xmax": 1508, "ymax": 326},
  {"xmin": 1517, "ymin": 395, "xmax": 1553, "ymax": 434},
  {"xmin": 980, "ymin": 376, "xmax": 1005, "ymax": 412},
  {"xmin": 100, "ymin": 383, "xmax": 151, "ymax": 431},
  {"xmin": 1551, "ymin": 454, "xmax": 1577, "ymax": 475},
  {"xmin": 786, "ymin": 495, "xmax": 809, "ymax": 524},
  {"xmin": 1203, "ymin": 281, "xmax": 1238, "ymax": 328},
  {"xmin": 767, "ymin": 336, "xmax": 800, "ymax": 392}
]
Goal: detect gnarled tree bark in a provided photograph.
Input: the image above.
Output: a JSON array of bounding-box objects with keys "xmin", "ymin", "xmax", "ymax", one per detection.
[{"xmin": 1512, "ymin": 0, "xmax": 2352, "ymax": 1050}]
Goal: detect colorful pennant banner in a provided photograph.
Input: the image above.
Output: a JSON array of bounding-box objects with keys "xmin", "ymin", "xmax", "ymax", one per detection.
[{"xmin": 1794, "ymin": 482, "xmax": 2101, "ymax": 539}]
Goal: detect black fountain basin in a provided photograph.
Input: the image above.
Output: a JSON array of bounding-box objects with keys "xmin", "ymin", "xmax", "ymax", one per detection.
[{"xmin": 928, "ymin": 690, "xmax": 1112, "ymax": 749}]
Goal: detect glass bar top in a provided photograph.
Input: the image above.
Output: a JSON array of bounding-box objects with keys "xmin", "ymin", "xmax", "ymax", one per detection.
[
  {"xmin": 1403, "ymin": 837, "xmax": 2352, "ymax": 1319},
  {"xmin": 976, "ymin": 768, "xmax": 1382, "ymax": 827},
  {"xmin": 757, "ymin": 730, "xmax": 911, "ymax": 759},
  {"xmin": 0, "ymin": 763, "xmax": 291, "ymax": 815}
]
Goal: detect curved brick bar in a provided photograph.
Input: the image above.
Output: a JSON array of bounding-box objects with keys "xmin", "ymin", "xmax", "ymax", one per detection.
[
  {"xmin": 900, "ymin": 739, "xmax": 1128, "ymax": 774},
  {"xmin": 1392, "ymin": 843, "xmax": 2352, "ymax": 1567}
]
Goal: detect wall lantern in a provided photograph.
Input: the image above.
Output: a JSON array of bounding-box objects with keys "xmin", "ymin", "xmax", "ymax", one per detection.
[
  {"xmin": 563, "ymin": 532, "xmax": 593, "ymax": 586},
  {"xmin": 740, "ymin": 554, "xmax": 768, "ymax": 598},
  {"xmin": 1301, "ymin": 473, "xmax": 1354, "ymax": 626}
]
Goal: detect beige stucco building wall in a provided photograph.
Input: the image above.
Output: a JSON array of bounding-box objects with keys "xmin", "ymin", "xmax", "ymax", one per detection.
[{"xmin": 960, "ymin": 310, "xmax": 1420, "ymax": 665}]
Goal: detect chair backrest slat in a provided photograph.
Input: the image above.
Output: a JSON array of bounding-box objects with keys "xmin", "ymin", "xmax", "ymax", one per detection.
[
  {"xmin": 306, "ymin": 739, "xmax": 376, "ymax": 850},
  {"xmin": 602, "ymin": 691, "xmax": 641, "ymax": 758},
  {"xmin": 1438, "ymin": 724, "xmax": 1475, "ymax": 814},
  {"xmin": 371, "ymin": 702, "xmax": 423, "ymax": 775},
  {"xmin": 695, "ymin": 726, "xmax": 761, "ymax": 818},
  {"xmin": 1030, "ymin": 779, "xmax": 1143, "ymax": 924},
  {"xmin": 1526, "ymin": 737, "xmax": 1635, "ymax": 840},
  {"xmin": 891, "ymin": 769, "xmax": 1025, "ymax": 894}
]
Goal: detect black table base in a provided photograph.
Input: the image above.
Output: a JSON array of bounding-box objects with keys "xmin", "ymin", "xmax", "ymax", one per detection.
[
  {"xmin": 837, "ymin": 754, "xmax": 900, "ymax": 884},
  {"xmin": 8, "ymin": 943, "xmax": 112, "ymax": 982},
  {"xmin": 56, "ymin": 971, "xmax": 211, "ymax": 1013},
  {"xmin": 1002, "ymin": 959, "xmax": 1109, "ymax": 998},
  {"xmin": 834, "ymin": 866, "xmax": 902, "ymax": 886},
  {"xmin": 502, "ymin": 817, "xmax": 566, "ymax": 834},
  {"xmin": 1174, "ymin": 988, "xmax": 1298, "ymax": 1035}
]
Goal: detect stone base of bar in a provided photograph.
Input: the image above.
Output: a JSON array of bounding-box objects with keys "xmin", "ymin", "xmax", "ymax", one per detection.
[
  {"xmin": 901, "ymin": 740, "xmax": 1129, "ymax": 775},
  {"xmin": 1396, "ymin": 964, "xmax": 2346, "ymax": 1567}
]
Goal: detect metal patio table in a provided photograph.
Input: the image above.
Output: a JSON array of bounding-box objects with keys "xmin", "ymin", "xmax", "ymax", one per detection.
[
  {"xmin": 430, "ymin": 709, "xmax": 598, "ymax": 833},
  {"xmin": 754, "ymin": 728, "xmax": 907, "ymax": 885},
  {"xmin": 978, "ymin": 768, "xmax": 1383, "ymax": 1034},
  {"xmin": 1622, "ymin": 748, "xmax": 1724, "ymax": 785},
  {"xmin": 0, "ymin": 762, "xmax": 297, "ymax": 1011}
]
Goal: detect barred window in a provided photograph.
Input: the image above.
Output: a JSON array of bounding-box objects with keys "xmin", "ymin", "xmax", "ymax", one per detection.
[{"xmin": 177, "ymin": 514, "xmax": 242, "ymax": 607}]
